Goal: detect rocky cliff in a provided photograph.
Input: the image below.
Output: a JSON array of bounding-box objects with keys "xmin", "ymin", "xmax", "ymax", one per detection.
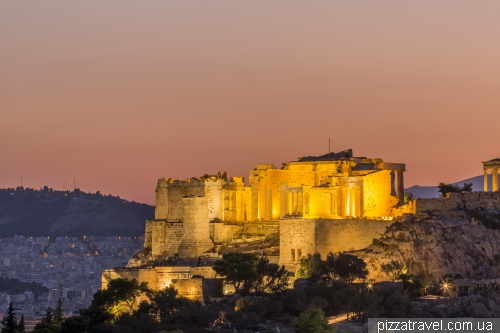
[{"xmin": 359, "ymin": 208, "xmax": 500, "ymax": 280}]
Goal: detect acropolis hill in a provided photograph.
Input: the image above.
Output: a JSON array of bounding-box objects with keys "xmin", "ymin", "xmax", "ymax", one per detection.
[{"xmin": 103, "ymin": 151, "xmax": 500, "ymax": 298}]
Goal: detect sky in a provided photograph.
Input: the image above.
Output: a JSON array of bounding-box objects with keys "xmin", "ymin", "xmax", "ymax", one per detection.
[{"xmin": 1, "ymin": 1, "xmax": 500, "ymax": 205}]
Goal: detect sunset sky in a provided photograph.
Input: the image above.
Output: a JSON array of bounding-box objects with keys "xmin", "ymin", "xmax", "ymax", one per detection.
[{"xmin": 2, "ymin": 1, "xmax": 500, "ymax": 205}]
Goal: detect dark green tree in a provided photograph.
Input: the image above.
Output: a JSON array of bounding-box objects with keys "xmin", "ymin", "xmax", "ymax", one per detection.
[
  {"xmin": 60, "ymin": 316, "xmax": 89, "ymax": 333},
  {"xmin": 329, "ymin": 253, "xmax": 368, "ymax": 284},
  {"xmin": 381, "ymin": 261, "xmax": 405, "ymax": 282},
  {"xmin": 31, "ymin": 322, "xmax": 60, "ymax": 333},
  {"xmin": 53, "ymin": 299, "xmax": 64, "ymax": 326},
  {"xmin": 1, "ymin": 302, "xmax": 17, "ymax": 333},
  {"xmin": 295, "ymin": 253, "xmax": 324, "ymax": 282},
  {"xmin": 404, "ymin": 191, "xmax": 414, "ymax": 203},
  {"xmin": 212, "ymin": 253, "xmax": 259, "ymax": 294},
  {"xmin": 145, "ymin": 286, "xmax": 185, "ymax": 319},
  {"xmin": 438, "ymin": 182, "xmax": 472, "ymax": 197},
  {"xmin": 254, "ymin": 257, "xmax": 289, "ymax": 295},
  {"xmin": 91, "ymin": 278, "xmax": 149, "ymax": 315},
  {"xmin": 291, "ymin": 309, "xmax": 337, "ymax": 333},
  {"xmin": 42, "ymin": 308, "xmax": 53, "ymax": 324},
  {"xmin": 17, "ymin": 315, "xmax": 25, "ymax": 333}
]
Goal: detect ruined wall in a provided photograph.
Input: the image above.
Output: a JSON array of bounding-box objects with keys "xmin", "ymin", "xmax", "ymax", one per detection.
[
  {"xmin": 149, "ymin": 221, "xmax": 183, "ymax": 257},
  {"xmin": 314, "ymin": 219, "xmax": 393, "ymax": 257},
  {"xmin": 210, "ymin": 221, "xmax": 280, "ymax": 243},
  {"xmin": 279, "ymin": 219, "xmax": 316, "ymax": 269},
  {"xmin": 178, "ymin": 197, "xmax": 213, "ymax": 258},
  {"xmin": 155, "ymin": 179, "xmax": 223, "ymax": 221},
  {"xmin": 102, "ymin": 268, "xmax": 157, "ymax": 290},
  {"xmin": 363, "ymin": 170, "xmax": 397, "ymax": 218},
  {"xmin": 415, "ymin": 191, "xmax": 500, "ymax": 212},
  {"xmin": 279, "ymin": 218, "xmax": 393, "ymax": 270},
  {"xmin": 102, "ymin": 267, "xmax": 216, "ymax": 302}
]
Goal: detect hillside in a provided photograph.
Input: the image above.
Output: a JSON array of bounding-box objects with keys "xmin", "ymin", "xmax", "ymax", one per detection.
[
  {"xmin": 359, "ymin": 206, "xmax": 500, "ymax": 280},
  {"xmin": 0, "ymin": 187, "xmax": 154, "ymax": 237}
]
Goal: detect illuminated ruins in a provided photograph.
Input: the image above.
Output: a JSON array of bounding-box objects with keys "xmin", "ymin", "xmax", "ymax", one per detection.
[
  {"xmin": 144, "ymin": 149, "xmax": 405, "ymax": 266},
  {"xmin": 103, "ymin": 149, "xmax": 409, "ymax": 296}
]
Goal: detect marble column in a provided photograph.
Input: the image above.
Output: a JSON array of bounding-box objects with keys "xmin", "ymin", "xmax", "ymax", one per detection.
[
  {"xmin": 493, "ymin": 169, "xmax": 499, "ymax": 192},
  {"xmin": 484, "ymin": 170, "xmax": 489, "ymax": 192}
]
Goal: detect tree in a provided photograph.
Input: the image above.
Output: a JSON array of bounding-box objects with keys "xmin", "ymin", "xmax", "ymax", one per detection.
[
  {"xmin": 330, "ymin": 253, "xmax": 368, "ymax": 284},
  {"xmin": 212, "ymin": 253, "xmax": 259, "ymax": 294},
  {"xmin": 91, "ymin": 278, "xmax": 149, "ymax": 315},
  {"xmin": 53, "ymin": 299, "xmax": 63, "ymax": 326},
  {"xmin": 17, "ymin": 315, "xmax": 25, "ymax": 333},
  {"xmin": 254, "ymin": 257, "xmax": 289, "ymax": 295},
  {"xmin": 1, "ymin": 302, "xmax": 17, "ymax": 333},
  {"xmin": 42, "ymin": 308, "xmax": 53, "ymax": 324},
  {"xmin": 291, "ymin": 309, "xmax": 337, "ymax": 333},
  {"xmin": 145, "ymin": 286, "xmax": 185, "ymax": 319},
  {"xmin": 438, "ymin": 182, "xmax": 472, "ymax": 197},
  {"xmin": 381, "ymin": 260, "xmax": 405, "ymax": 282},
  {"xmin": 59, "ymin": 317, "xmax": 89, "ymax": 333},
  {"xmin": 295, "ymin": 253, "xmax": 323, "ymax": 282},
  {"xmin": 31, "ymin": 322, "xmax": 60, "ymax": 333},
  {"xmin": 404, "ymin": 191, "xmax": 414, "ymax": 203}
]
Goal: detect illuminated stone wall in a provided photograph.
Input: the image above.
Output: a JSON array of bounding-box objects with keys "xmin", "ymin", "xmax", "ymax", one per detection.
[
  {"xmin": 362, "ymin": 170, "xmax": 398, "ymax": 218},
  {"xmin": 147, "ymin": 151, "xmax": 405, "ymax": 260},
  {"xmin": 178, "ymin": 196, "xmax": 213, "ymax": 258},
  {"xmin": 154, "ymin": 177, "xmax": 224, "ymax": 221},
  {"xmin": 279, "ymin": 218, "xmax": 392, "ymax": 270},
  {"xmin": 102, "ymin": 267, "xmax": 217, "ymax": 302},
  {"xmin": 210, "ymin": 221, "xmax": 280, "ymax": 243}
]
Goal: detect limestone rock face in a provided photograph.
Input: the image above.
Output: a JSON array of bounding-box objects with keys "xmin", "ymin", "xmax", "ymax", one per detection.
[{"xmin": 359, "ymin": 209, "xmax": 500, "ymax": 280}]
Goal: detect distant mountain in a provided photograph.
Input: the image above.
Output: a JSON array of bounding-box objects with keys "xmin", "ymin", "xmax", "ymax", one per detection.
[
  {"xmin": 0, "ymin": 187, "xmax": 154, "ymax": 237},
  {"xmin": 406, "ymin": 174, "xmax": 489, "ymax": 199}
]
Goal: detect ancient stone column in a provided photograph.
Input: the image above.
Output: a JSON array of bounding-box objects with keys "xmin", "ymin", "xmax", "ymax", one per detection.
[
  {"xmin": 396, "ymin": 169, "xmax": 404, "ymax": 205},
  {"xmin": 493, "ymin": 169, "xmax": 499, "ymax": 192},
  {"xmin": 484, "ymin": 170, "xmax": 489, "ymax": 192}
]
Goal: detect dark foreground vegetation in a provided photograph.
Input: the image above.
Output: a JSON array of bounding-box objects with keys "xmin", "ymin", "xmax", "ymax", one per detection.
[{"xmin": 3, "ymin": 251, "xmax": 500, "ymax": 332}]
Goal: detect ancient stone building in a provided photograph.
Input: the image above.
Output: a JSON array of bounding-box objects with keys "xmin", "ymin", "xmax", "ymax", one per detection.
[
  {"xmin": 483, "ymin": 158, "xmax": 500, "ymax": 192},
  {"xmin": 143, "ymin": 149, "xmax": 405, "ymax": 268}
]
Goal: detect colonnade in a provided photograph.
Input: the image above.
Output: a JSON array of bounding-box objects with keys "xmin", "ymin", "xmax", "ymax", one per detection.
[{"xmin": 484, "ymin": 168, "xmax": 499, "ymax": 192}]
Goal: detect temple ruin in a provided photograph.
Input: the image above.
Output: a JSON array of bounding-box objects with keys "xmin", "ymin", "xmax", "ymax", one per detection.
[{"xmin": 143, "ymin": 149, "xmax": 405, "ymax": 268}]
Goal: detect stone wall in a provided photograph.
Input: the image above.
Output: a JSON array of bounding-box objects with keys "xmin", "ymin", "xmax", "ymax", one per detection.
[
  {"xmin": 415, "ymin": 191, "xmax": 500, "ymax": 213},
  {"xmin": 102, "ymin": 267, "xmax": 220, "ymax": 302},
  {"xmin": 147, "ymin": 221, "xmax": 183, "ymax": 257},
  {"xmin": 314, "ymin": 219, "xmax": 392, "ymax": 257},
  {"xmin": 210, "ymin": 221, "xmax": 280, "ymax": 243},
  {"xmin": 279, "ymin": 219, "xmax": 316, "ymax": 269},
  {"xmin": 279, "ymin": 218, "xmax": 393, "ymax": 270},
  {"xmin": 178, "ymin": 197, "xmax": 213, "ymax": 258}
]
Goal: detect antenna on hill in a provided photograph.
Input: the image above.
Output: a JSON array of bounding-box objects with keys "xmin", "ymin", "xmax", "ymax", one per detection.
[
  {"xmin": 63, "ymin": 181, "xmax": 65, "ymax": 191},
  {"xmin": 74, "ymin": 177, "xmax": 76, "ymax": 191},
  {"xmin": 21, "ymin": 177, "xmax": 23, "ymax": 187},
  {"xmin": 329, "ymin": 138, "xmax": 331, "ymax": 159}
]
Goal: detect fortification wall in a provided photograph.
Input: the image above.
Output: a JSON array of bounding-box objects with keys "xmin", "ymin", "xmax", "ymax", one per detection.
[
  {"xmin": 415, "ymin": 191, "xmax": 500, "ymax": 212},
  {"xmin": 210, "ymin": 221, "xmax": 280, "ymax": 243},
  {"xmin": 102, "ymin": 267, "xmax": 217, "ymax": 301},
  {"xmin": 279, "ymin": 219, "xmax": 316, "ymax": 269},
  {"xmin": 154, "ymin": 179, "xmax": 224, "ymax": 221},
  {"xmin": 149, "ymin": 221, "xmax": 183, "ymax": 257},
  {"xmin": 314, "ymin": 219, "xmax": 392, "ymax": 256},
  {"xmin": 279, "ymin": 218, "xmax": 392, "ymax": 269},
  {"xmin": 178, "ymin": 197, "xmax": 213, "ymax": 258}
]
